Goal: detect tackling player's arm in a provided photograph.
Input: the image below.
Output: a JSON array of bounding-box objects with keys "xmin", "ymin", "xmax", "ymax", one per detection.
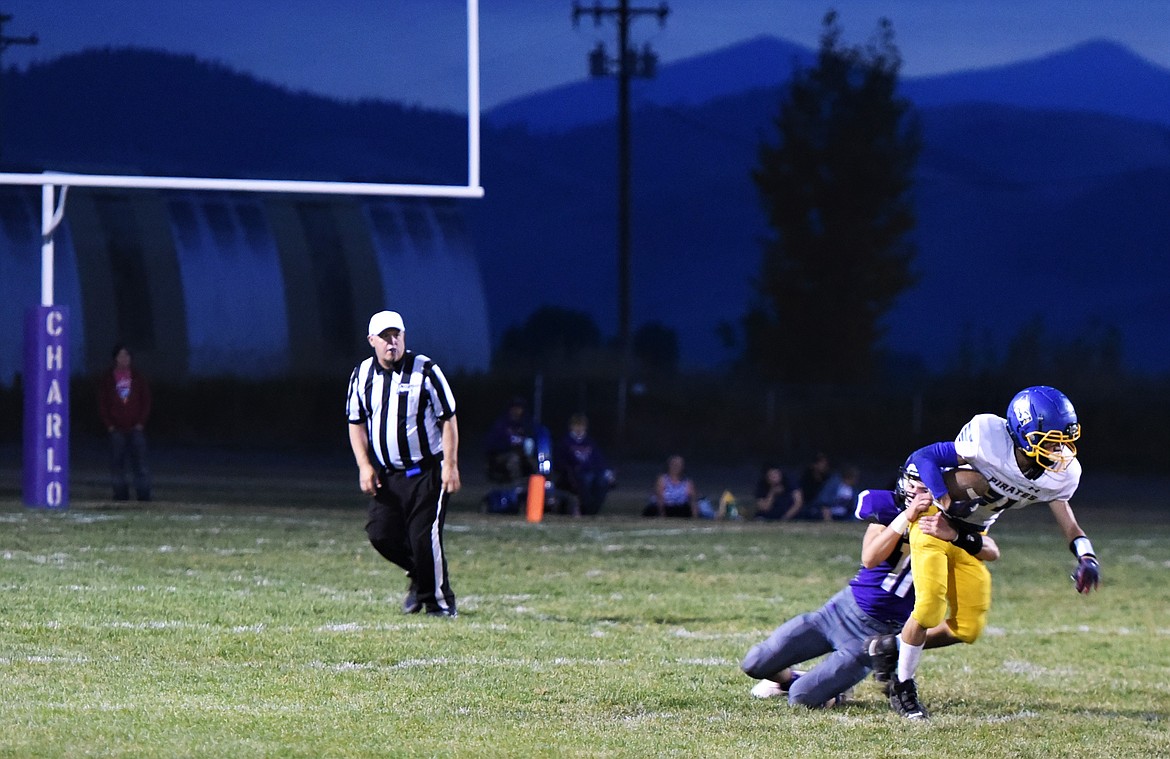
[
  {"xmin": 860, "ymin": 523, "xmax": 899, "ymax": 568},
  {"xmin": 1049, "ymin": 499, "xmax": 1100, "ymax": 593},
  {"xmin": 860, "ymin": 490, "xmax": 932, "ymax": 568}
]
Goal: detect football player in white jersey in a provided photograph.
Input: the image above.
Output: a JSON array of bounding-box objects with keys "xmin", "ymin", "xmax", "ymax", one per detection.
[{"xmin": 871, "ymin": 386, "xmax": 1100, "ymax": 720}]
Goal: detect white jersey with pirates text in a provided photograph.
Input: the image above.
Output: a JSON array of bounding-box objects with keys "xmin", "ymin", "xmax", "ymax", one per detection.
[{"xmin": 949, "ymin": 413, "xmax": 1081, "ymax": 531}]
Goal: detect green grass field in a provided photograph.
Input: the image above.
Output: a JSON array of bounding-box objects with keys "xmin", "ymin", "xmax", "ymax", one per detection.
[{"xmin": 2, "ymin": 461, "xmax": 1168, "ymax": 758}]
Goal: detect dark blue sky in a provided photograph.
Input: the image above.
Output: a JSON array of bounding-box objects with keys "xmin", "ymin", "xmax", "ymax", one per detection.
[{"xmin": 6, "ymin": 1, "xmax": 1170, "ymax": 112}]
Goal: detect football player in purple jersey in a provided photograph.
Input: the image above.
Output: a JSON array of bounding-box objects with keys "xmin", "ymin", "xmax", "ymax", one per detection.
[
  {"xmin": 740, "ymin": 465, "xmax": 999, "ymax": 708},
  {"xmin": 876, "ymin": 386, "xmax": 1098, "ymax": 720}
]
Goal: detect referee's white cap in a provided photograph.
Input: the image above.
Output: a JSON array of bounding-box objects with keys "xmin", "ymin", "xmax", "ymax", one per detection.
[{"xmin": 368, "ymin": 310, "xmax": 405, "ymax": 336}]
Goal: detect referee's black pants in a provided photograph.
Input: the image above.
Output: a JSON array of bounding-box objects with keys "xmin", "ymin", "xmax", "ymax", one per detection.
[{"xmin": 365, "ymin": 465, "xmax": 456, "ymax": 615}]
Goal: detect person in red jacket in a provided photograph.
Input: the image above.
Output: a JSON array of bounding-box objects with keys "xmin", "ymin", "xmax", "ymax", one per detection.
[{"xmin": 97, "ymin": 344, "xmax": 153, "ymax": 501}]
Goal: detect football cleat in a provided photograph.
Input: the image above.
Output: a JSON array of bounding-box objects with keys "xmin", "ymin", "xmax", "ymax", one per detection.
[
  {"xmin": 889, "ymin": 678, "xmax": 929, "ymax": 720},
  {"xmin": 866, "ymin": 634, "xmax": 899, "ymax": 684},
  {"xmin": 749, "ymin": 669, "xmax": 805, "ymax": 699},
  {"xmin": 750, "ymin": 679, "xmax": 787, "ymax": 699}
]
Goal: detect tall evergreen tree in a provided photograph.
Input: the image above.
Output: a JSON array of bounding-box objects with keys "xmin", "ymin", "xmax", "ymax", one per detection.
[
  {"xmin": 748, "ymin": 12, "xmax": 921, "ymax": 383},
  {"xmin": 494, "ymin": 305, "xmax": 603, "ymax": 370}
]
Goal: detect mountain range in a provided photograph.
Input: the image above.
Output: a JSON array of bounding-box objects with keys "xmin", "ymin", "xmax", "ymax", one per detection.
[
  {"xmin": 3, "ymin": 38, "xmax": 1169, "ymax": 374},
  {"xmin": 487, "ymin": 37, "xmax": 1170, "ymax": 133},
  {"xmin": 478, "ymin": 37, "xmax": 1170, "ymax": 374}
]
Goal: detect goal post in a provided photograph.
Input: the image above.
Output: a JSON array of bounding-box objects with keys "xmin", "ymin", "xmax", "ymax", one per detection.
[{"xmin": 7, "ymin": 0, "xmax": 483, "ymax": 509}]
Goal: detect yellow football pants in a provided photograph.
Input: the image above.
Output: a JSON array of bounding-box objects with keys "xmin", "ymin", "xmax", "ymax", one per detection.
[{"xmin": 908, "ymin": 507, "xmax": 992, "ymax": 644}]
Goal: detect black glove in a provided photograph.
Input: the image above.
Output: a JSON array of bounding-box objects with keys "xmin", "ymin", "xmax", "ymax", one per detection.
[{"xmin": 1072, "ymin": 556, "xmax": 1100, "ymax": 594}]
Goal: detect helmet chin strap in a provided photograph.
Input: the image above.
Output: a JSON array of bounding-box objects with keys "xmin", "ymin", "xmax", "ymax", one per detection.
[
  {"xmin": 1015, "ymin": 447, "xmax": 1046, "ymax": 480},
  {"xmin": 1024, "ymin": 456, "xmax": 1048, "ymax": 480}
]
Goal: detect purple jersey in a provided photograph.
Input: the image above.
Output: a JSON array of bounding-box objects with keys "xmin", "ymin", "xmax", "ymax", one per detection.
[{"xmin": 848, "ymin": 489, "xmax": 914, "ymax": 624}]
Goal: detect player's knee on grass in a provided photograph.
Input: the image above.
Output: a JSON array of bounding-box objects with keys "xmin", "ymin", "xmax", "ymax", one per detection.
[
  {"xmin": 740, "ymin": 645, "xmax": 771, "ymax": 679},
  {"xmin": 787, "ymin": 677, "xmax": 833, "ymax": 709},
  {"xmin": 788, "ymin": 693, "xmax": 823, "ymax": 708}
]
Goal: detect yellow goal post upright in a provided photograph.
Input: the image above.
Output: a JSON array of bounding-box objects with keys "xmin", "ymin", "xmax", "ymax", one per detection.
[{"xmin": 4, "ymin": 0, "xmax": 483, "ymax": 509}]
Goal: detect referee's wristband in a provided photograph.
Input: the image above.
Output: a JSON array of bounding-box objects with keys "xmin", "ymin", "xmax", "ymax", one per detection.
[
  {"xmin": 951, "ymin": 531, "xmax": 984, "ymax": 556},
  {"xmin": 1070, "ymin": 536, "xmax": 1096, "ymax": 558}
]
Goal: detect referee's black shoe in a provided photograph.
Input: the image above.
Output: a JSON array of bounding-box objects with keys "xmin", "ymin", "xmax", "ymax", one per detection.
[
  {"xmin": 402, "ymin": 582, "xmax": 422, "ymax": 615},
  {"xmin": 426, "ymin": 607, "xmax": 458, "ymax": 618}
]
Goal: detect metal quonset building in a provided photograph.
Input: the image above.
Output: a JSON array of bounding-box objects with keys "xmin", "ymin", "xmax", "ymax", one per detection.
[{"xmin": 0, "ymin": 187, "xmax": 491, "ymax": 384}]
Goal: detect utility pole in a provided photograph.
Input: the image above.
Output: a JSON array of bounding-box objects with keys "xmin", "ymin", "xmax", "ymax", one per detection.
[
  {"xmin": 571, "ymin": 0, "xmax": 668, "ymax": 442},
  {"xmin": 0, "ymin": 13, "xmax": 38, "ymax": 164}
]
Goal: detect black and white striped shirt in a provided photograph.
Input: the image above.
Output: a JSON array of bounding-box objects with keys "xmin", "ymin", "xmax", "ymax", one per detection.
[{"xmin": 346, "ymin": 351, "xmax": 457, "ymax": 471}]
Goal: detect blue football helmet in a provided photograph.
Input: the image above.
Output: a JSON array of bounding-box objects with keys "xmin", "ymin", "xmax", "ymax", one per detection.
[{"xmin": 1006, "ymin": 386, "xmax": 1081, "ymax": 472}]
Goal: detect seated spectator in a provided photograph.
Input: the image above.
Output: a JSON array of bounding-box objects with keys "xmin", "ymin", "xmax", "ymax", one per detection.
[
  {"xmin": 484, "ymin": 396, "xmax": 538, "ymax": 484},
  {"xmin": 752, "ymin": 464, "xmax": 801, "ymax": 521},
  {"xmin": 790, "ymin": 451, "xmax": 834, "ymax": 521},
  {"xmin": 643, "ymin": 454, "xmax": 697, "ymax": 518},
  {"xmin": 827, "ymin": 465, "xmax": 861, "ymax": 521},
  {"xmin": 553, "ymin": 413, "xmax": 615, "ymax": 517}
]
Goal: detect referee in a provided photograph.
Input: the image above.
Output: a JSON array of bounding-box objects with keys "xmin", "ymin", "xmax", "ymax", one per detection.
[{"xmin": 346, "ymin": 310, "xmax": 462, "ymax": 617}]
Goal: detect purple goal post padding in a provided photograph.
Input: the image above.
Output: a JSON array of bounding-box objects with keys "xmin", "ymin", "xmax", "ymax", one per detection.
[{"xmin": 23, "ymin": 305, "xmax": 70, "ymax": 509}]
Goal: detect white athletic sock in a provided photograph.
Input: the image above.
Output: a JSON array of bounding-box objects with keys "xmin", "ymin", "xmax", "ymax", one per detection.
[{"xmin": 897, "ymin": 639, "xmax": 924, "ymax": 683}]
